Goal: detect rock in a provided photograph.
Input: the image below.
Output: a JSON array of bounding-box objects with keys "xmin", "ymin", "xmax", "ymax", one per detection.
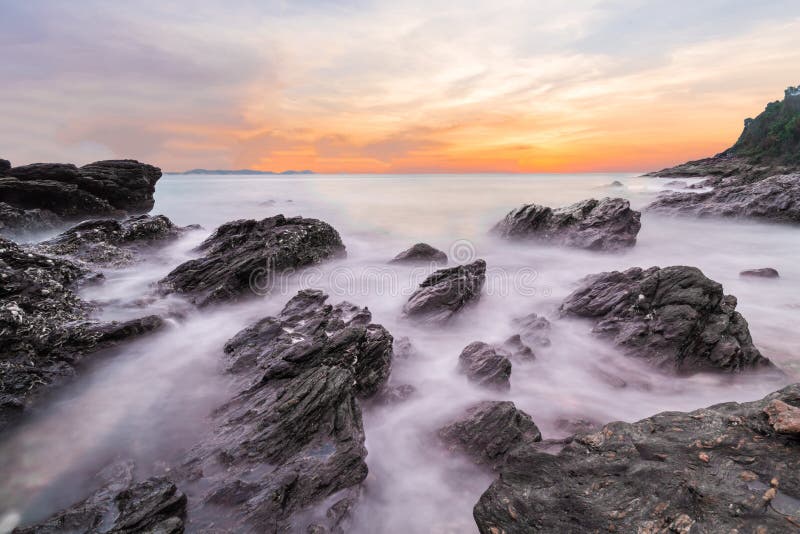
[
  {"xmin": 501, "ymin": 335, "xmax": 535, "ymax": 361},
  {"xmin": 560, "ymin": 266, "xmax": 774, "ymax": 373},
  {"xmin": 389, "ymin": 242, "xmax": 448, "ymax": 265},
  {"xmin": 0, "ymin": 202, "xmax": 61, "ymax": 238},
  {"xmin": 664, "ymin": 180, "xmax": 689, "ymax": 188},
  {"xmin": 0, "ymin": 237, "xmax": 165, "ymax": 433},
  {"xmin": 178, "ymin": 290, "xmax": 393, "ymax": 531},
  {"xmin": 158, "ymin": 215, "xmax": 346, "ymax": 306},
  {"xmin": 492, "ymin": 197, "xmax": 641, "ymax": 250},
  {"xmin": 393, "ymin": 336, "xmax": 419, "ymax": 360},
  {"xmin": 512, "ymin": 312, "xmax": 552, "ymax": 347},
  {"xmin": 608, "ymin": 180, "xmax": 624, "ymax": 187},
  {"xmin": 740, "ymin": 267, "xmax": 780, "ymax": 279},
  {"xmin": 439, "ymin": 401, "xmax": 540, "ymax": 470},
  {"xmin": 402, "ymin": 259, "xmax": 486, "ymax": 324},
  {"xmin": 763, "ymin": 399, "xmax": 800, "ymax": 435},
  {"xmin": 647, "ymin": 173, "xmax": 800, "ymax": 223},
  {"xmin": 77, "ymin": 160, "xmax": 162, "ymax": 213},
  {"xmin": 0, "ymin": 158, "xmax": 10, "ymax": 175},
  {"xmin": 34, "ymin": 215, "xmax": 189, "ymax": 267},
  {"xmin": 15, "ymin": 461, "xmax": 187, "ymax": 534},
  {"xmin": 458, "ymin": 342, "xmax": 512, "ymax": 390},
  {"xmin": 473, "ymin": 384, "xmax": 800, "ymax": 533},
  {"xmin": 374, "ymin": 384, "xmax": 417, "ymax": 405}
]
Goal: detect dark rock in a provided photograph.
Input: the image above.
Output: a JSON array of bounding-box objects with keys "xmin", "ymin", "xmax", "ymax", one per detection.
[
  {"xmin": 402, "ymin": 259, "xmax": 486, "ymax": 324},
  {"xmin": 512, "ymin": 312, "xmax": 552, "ymax": 347},
  {"xmin": 158, "ymin": 215, "xmax": 346, "ymax": 306},
  {"xmin": 647, "ymin": 173, "xmax": 800, "ymax": 223},
  {"xmin": 179, "ymin": 290, "xmax": 393, "ymax": 531},
  {"xmin": 492, "ymin": 197, "xmax": 641, "ymax": 250},
  {"xmin": 0, "ymin": 202, "xmax": 61, "ymax": 238},
  {"xmin": 458, "ymin": 342, "xmax": 512, "ymax": 390},
  {"xmin": 34, "ymin": 215, "xmax": 188, "ymax": 267},
  {"xmin": 553, "ymin": 417, "xmax": 601, "ymax": 436},
  {"xmin": 389, "ymin": 243, "xmax": 447, "ymax": 265},
  {"xmin": 0, "ymin": 237, "xmax": 165, "ymax": 433},
  {"xmin": 439, "ymin": 401, "xmax": 540, "ymax": 470},
  {"xmin": 473, "ymin": 384, "xmax": 800, "ymax": 534},
  {"xmin": 740, "ymin": 267, "xmax": 780, "ymax": 279},
  {"xmin": 0, "ymin": 175, "xmax": 120, "ymax": 218},
  {"xmin": 560, "ymin": 265, "xmax": 774, "ymax": 373},
  {"xmin": 608, "ymin": 180, "xmax": 624, "ymax": 187},
  {"xmin": 15, "ymin": 460, "xmax": 187, "ymax": 534},
  {"xmin": 501, "ymin": 335, "xmax": 535, "ymax": 361},
  {"xmin": 77, "ymin": 160, "xmax": 162, "ymax": 213},
  {"xmin": 0, "ymin": 158, "xmax": 10, "ymax": 176}
]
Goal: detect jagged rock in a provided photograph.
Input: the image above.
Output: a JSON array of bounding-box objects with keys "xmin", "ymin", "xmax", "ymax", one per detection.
[
  {"xmin": 374, "ymin": 384, "xmax": 417, "ymax": 405},
  {"xmin": 0, "ymin": 237, "xmax": 164, "ymax": 432},
  {"xmin": 492, "ymin": 198, "xmax": 641, "ymax": 250},
  {"xmin": 512, "ymin": 312, "xmax": 552, "ymax": 347},
  {"xmin": 473, "ymin": 384, "xmax": 800, "ymax": 534},
  {"xmin": 501, "ymin": 335, "xmax": 535, "ymax": 361},
  {"xmin": 0, "ymin": 158, "xmax": 10, "ymax": 176},
  {"xmin": 178, "ymin": 290, "xmax": 392, "ymax": 531},
  {"xmin": 34, "ymin": 215, "xmax": 189, "ymax": 267},
  {"xmin": 439, "ymin": 401, "xmax": 540, "ymax": 470},
  {"xmin": 647, "ymin": 173, "xmax": 800, "ymax": 223},
  {"xmin": 14, "ymin": 460, "xmax": 186, "ymax": 534},
  {"xmin": 77, "ymin": 160, "xmax": 162, "ymax": 213},
  {"xmin": 393, "ymin": 336, "xmax": 419, "ymax": 360},
  {"xmin": 402, "ymin": 259, "xmax": 486, "ymax": 324},
  {"xmin": 560, "ymin": 266, "xmax": 774, "ymax": 373},
  {"xmin": 458, "ymin": 342, "xmax": 511, "ymax": 390},
  {"xmin": 158, "ymin": 215, "xmax": 346, "ymax": 306},
  {"xmin": 389, "ymin": 243, "xmax": 447, "ymax": 265},
  {"xmin": 0, "ymin": 202, "xmax": 61, "ymax": 238},
  {"xmin": 740, "ymin": 267, "xmax": 780, "ymax": 279}
]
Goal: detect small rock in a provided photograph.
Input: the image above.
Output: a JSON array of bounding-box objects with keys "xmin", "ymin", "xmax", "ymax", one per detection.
[
  {"xmin": 740, "ymin": 268, "xmax": 780, "ymax": 279},
  {"xmin": 389, "ymin": 243, "xmax": 447, "ymax": 265},
  {"xmin": 402, "ymin": 260, "xmax": 486, "ymax": 324},
  {"xmin": 458, "ymin": 342, "xmax": 511, "ymax": 390}
]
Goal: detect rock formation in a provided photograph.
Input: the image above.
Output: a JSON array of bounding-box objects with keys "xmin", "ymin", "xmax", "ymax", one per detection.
[
  {"xmin": 389, "ymin": 242, "xmax": 448, "ymax": 265},
  {"xmin": 458, "ymin": 342, "xmax": 512, "ymax": 390},
  {"xmin": 402, "ymin": 259, "xmax": 486, "ymax": 324}
]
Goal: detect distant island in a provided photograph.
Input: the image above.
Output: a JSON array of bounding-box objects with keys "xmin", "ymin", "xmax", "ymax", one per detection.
[{"xmin": 167, "ymin": 169, "xmax": 315, "ymax": 175}]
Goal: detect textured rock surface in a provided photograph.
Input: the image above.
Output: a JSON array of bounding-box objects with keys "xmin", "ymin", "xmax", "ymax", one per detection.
[
  {"xmin": 389, "ymin": 243, "xmax": 447, "ymax": 264},
  {"xmin": 178, "ymin": 290, "xmax": 392, "ymax": 532},
  {"xmin": 492, "ymin": 197, "xmax": 641, "ymax": 250},
  {"xmin": 34, "ymin": 215, "xmax": 189, "ymax": 267},
  {"xmin": 458, "ymin": 342, "xmax": 512, "ymax": 390},
  {"xmin": 402, "ymin": 259, "xmax": 486, "ymax": 324},
  {"xmin": 512, "ymin": 312, "xmax": 552, "ymax": 348},
  {"xmin": 560, "ymin": 266, "xmax": 773, "ymax": 373},
  {"xmin": 159, "ymin": 215, "xmax": 346, "ymax": 306},
  {"xmin": 647, "ymin": 173, "xmax": 800, "ymax": 223},
  {"xmin": 474, "ymin": 384, "xmax": 800, "ymax": 533},
  {"xmin": 740, "ymin": 267, "xmax": 780, "ymax": 279},
  {"xmin": 0, "ymin": 237, "xmax": 164, "ymax": 433},
  {"xmin": 0, "ymin": 202, "xmax": 61, "ymax": 238},
  {"xmin": 439, "ymin": 401, "xmax": 540, "ymax": 470}
]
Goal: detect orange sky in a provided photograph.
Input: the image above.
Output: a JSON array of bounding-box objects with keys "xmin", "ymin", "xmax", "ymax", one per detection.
[{"xmin": 2, "ymin": 2, "xmax": 799, "ymax": 173}]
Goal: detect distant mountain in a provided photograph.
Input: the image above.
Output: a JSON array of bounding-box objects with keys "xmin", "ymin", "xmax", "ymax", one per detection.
[
  {"xmin": 168, "ymin": 169, "xmax": 314, "ymax": 175},
  {"xmin": 648, "ymin": 86, "xmax": 800, "ymax": 179}
]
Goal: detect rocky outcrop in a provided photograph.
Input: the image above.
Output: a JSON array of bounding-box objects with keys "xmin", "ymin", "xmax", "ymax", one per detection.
[
  {"xmin": 158, "ymin": 215, "xmax": 346, "ymax": 306},
  {"xmin": 14, "ymin": 460, "xmax": 186, "ymax": 533},
  {"xmin": 741, "ymin": 267, "xmax": 780, "ymax": 279},
  {"xmin": 179, "ymin": 290, "xmax": 393, "ymax": 532},
  {"xmin": 0, "ymin": 202, "xmax": 61, "ymax": 238},
  {"xmin": 402, "ymin": 259, "xmax": 486, "ymax": 324},
  {"xmin": 458, "ymin": 342, "xmax": 512, "ymax": 390},
  {"xmin": 439, "ymin": 401, "xmax": 540, "ymax": 470},
  {"xmin": 34, "ymin": 215, "xmax": 190, "ymax": 267},
  {"xmin": 560, "ymin": 266, "xmax": 773, "ymax": 373},
  {"xmin": 0, "ymin": 158, "xmax": 10, "ymax": 175},
  {"xmin": 492, "ymin": 198, "xmax": 641, "ymax": 250},
  {"xmin": 389, "ymin": 243, "xmax": 447, "ymax": 265},
  {"xmin": 0, "ymin": 237, "xmax": 164, "ymax": 433},
  {"xmin": 473, "ymin": 384, "xmax": 800, "ymax": 533},
  {"xmin": 647, "ymin": 173, "xmax": 800, "ymax": 223},
  {"xmin": 0, "ymin": 159, "xmax": 162, "ymax": 235},
  {"xmin": 513, "ymin": 312, "xmax": 552, "ymax": 348}
]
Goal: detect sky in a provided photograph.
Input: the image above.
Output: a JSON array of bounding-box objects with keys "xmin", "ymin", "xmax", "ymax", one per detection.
[{"xmin": 1, "ymin": 1, "xmax": 799, "ymax": 173}]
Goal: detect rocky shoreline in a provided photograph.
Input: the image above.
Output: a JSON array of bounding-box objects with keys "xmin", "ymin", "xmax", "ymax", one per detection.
[{"xmin": 0, "ymin": 154, "xmax": 798, "ymax": 532}]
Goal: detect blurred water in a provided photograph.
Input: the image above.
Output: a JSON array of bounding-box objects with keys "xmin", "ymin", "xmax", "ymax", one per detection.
[{"xmin": 0, "ymin": 173, "xmax": 797, "ymax": 532}]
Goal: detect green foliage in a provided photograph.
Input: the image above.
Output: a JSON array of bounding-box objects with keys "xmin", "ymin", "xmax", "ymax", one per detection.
[{"xmin": 731, "ymin": 94, "xmax": 800, "ymax": 165}]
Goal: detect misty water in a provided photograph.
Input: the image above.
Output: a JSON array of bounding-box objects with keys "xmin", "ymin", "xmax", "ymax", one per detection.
[{"xmin": 1, "ymin": 173, "xmax": 798, "ymax": 533}]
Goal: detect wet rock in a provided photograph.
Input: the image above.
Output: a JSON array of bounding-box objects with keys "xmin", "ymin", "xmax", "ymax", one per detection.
[
  {"xmin": 512, "ymin": 312, "xmax": 552, "ymax": 347},
  {"xmin": 608, "ymin": 180, "xmax": 624, "ymax": 187},
  {"xmin": 159, "ymin": 215, "xmax": 346, "ymax": 306},
  {"xmin": 402, "ymin": 259, "xmax": 486, "ymax": 324},
  {"xmin": 492, "ymin": 197, "xmax": 641, "ymax": 250},
  {"xmin": 664, "ymin": 180, "xmax": 689, "ymax": 188},
  {"xmin": 393, "ymin": 336, "xmax": 419, "ymax": 360},
  {"xmin": 179, "ymin": 290, "xmax": 393, "ymax": 531},
  {"xmin": 501, "ymin": 335, "xmax": 535, "ymax": 361},
  {"xmin": 439, "ymin": 401, "xmax": 540, "ymax": 470},
  {"xmin": 34, "ymin": 215, "xmax": 189, "ymax": 267},
  {"xmin": 647, "ymin": 173, "xmax": 800, "ymax": 224},
  {"xmin": 389, "ymin": 243, "xmax": 448, "ymax": 265},
  {"xmin": 0, "ymin": 158, "xmax": 10, "ymax": 175},
  {"xmin": 0, "ymin": 202, "xmax": 61, "ymax": 238},
  {"xmin": 553, "ymin": 417, "xmax": 601, "ymax": 436},
  {"xmin": 374, "ymin": 384, "xmax": 417, "ymax": 405},
  {"xmin": 740, "ymin": 267, "xmax": 780, "ymax": 279},
  {"xmin": 458, "ymin": 342, "xmax": 511, "ymax": 390},
  {"xmin": 763, "ymin": 399, "xmax": 800, "ymax": 435},
  {"xmin": 560, "ymin": 265, "xmax": 774, "ymax": 373},
  {"xmin": 473, "ymin": 384, "xmax": 800, "ymax": 533},
  {"xmin": 0, "ymin": 237, "xmax": 165, "ymax": 432}
]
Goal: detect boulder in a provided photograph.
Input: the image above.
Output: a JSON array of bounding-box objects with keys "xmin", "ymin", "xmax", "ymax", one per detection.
[
  {"xmin": 389, "ymin": 243, "xmax": 447, "ymax": 265},
  {"xmin": 647, "ymin": 174, "xmax": 800, "ymax": 223},
  {"xmin": 178, "ymin": 290, "xmax": 393, "ymax": 531},
  {"xmin": 439, "ymin": 401, "xmax": 540, "ymax": 470},
  {"xmin": 560, "ymin": 266, "xmax": 773, "ymax": 373},
  {"xmin": 158, "ymin": 215, "xmax": 346, "ymax": 306},
  {"xmin": 458, "ymin": 342, "xmax": 512, "ymax": 390},
  {"xmin": 492, "ymin": 198, "xmax": 641, "ymax": 250},
  {"xmin": 512, "ymin": 312, "xmax": 552, "ymax": 347},
  {"xmin": 402, "ymin": 259, "xmax": 486, "ymax": 324},
  {"xmin": 473, "ymin": 384, "xmax": 800, "ymax": 533},
  {"xmin": 0, "ymin": 158, "xmax": 10, "ymax": 175},
  {"xmin": 740, "ymin": 267, "xmax": 780, "ymax": 279}
]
